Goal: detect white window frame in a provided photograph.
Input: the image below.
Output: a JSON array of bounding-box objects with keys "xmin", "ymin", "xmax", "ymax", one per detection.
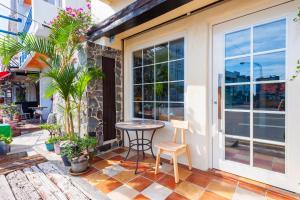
[{"xmin": 132, "ymin": 38, "xmax": 185, "ymax": 121}]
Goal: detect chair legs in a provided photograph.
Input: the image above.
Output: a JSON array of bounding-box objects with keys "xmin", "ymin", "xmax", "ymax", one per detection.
[
  {"xmin": 186, "ymin": 146, "xmax": 192, "ymax": 170},
  {"xmin": 155, "ymin": 149, "xmax": 161, "ymax": 175},
  {"xmin": 173, "ymin": 153, "xmax": 179, "ymax": 183}
]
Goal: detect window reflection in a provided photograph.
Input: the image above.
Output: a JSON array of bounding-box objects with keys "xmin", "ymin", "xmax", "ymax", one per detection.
[
  {"xmin": 134, "ymin": 102, "xmax": 143, "ymax": 118},
  {"xmin": 225, "ymin": 85, "xmax": 250, "ymax": 109},
  {"xmin": 156, "ymin": 103, "xmax": 168, "ymax": 121},
  {"xmin": 170, "ymin": 38, "xmax": 184, "ymax": 60},
  {"xmin": 225, "ymin": 28, "xmax": 250, "ymax": 57},
  {"xmin": 225, "ymin": 138, "xmax": 250, "ymax": 165},
  {"xmin": 254, "ymin": 19, "xmax": 286, "ymax": 53},
  {"xmin": 253, "ymin": 83, "xmax": 285, "ymax": 111},
  {"xmin": 143, "ymin": 65, "xmax": 154, "ymax": 83},
  {"xmin": 134, "ymin": 85, "xmax": 142, "ymax": 101},
  {"xmin": 156, "ymin": 63, "xmax": 168, "ymax": 82},
  {"xmin": 253, "ymin": 51, "xmax": 285, "ymax": 82},
  {"xmin": 144, "ymin": 102, "xmax": 154, "ymax": 119},
  {"xmin": 133, "ymin": 50, "xmax": 143, "ymax": 67},
  {"xmin": 225, "ymin": 111, "xmax": 250, "ymax": 137},
  {"xmin": 133, "ymin": 68, "xmax": 142, "ymax": 84},
  {"xmin": 253, "ymin": 142, "xmax": 285, "ymax": 173},
  {"xmin": 170, "ymin": 103, "xmax": 184, "ymax": 120},
  {"xmin": 225, "ymin": 57, "xmax": 250, "ymax": 83},
  {"xmin": 253, "ymin": 113, "xmax": 285, "ymax": 142},
  {"xmin": 155, "ymin": 43, "xmax": 168, "ymax": 63},
  {"xmin": 143, "ymin": 47, "xmax": 154, "ymax": 65},
  {"xmin": 170, "ymin": 60, "xmax": 184, "ymax": 81},
  {"xmin": 170, "ymin": 81, "xmax": 184, "ymax": 102},
  {"xmin": 155, "ymin": 83, "xmax": 168, "ymax": 101},
  {"xmin": 143, "ymin": 84, "xmax": 154, "ymax": 101}
]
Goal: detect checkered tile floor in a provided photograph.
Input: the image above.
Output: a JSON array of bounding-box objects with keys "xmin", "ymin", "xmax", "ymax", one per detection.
[{"xmin": 80, "ymin": 148, "xmax": 299, "ymax": 200}]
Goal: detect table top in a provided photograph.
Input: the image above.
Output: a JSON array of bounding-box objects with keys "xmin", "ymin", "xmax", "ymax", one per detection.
[
  {"xmin": 115, "ymin": 120, "xmax": 165, "ymax": 131},
  {"xmin": 28, "ymin": 106, "xmax": 48, "ymax": 109}
]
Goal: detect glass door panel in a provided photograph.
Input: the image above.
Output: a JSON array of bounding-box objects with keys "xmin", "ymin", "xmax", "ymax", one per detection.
[{"xmin": 223, "ymin": 19, "xmax": 286, "ymax": 173}]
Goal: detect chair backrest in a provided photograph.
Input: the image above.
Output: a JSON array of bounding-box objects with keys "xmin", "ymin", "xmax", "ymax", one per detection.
[
  {"xmin": 16, "ymin": 104, "xmax": 24, "ymax": 114},
  {"xmin": 171, "ymin": 120, "xmax": 189, "ymax": 144}
]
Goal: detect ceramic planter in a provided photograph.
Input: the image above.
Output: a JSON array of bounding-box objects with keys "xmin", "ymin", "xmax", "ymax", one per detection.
[
  {"xmin": 54, "ymin": 143, "xmax": 61, "ymax": 154},
  {"xmin": 0, "ymin": 141, "xmax": 10, "ymax": 155},
  {"xmin": 61, "ymin": 155, "xmax": 71, "ymax": 166},
  {"xmin": 45, "ymin": 142, "xmax": 54, "ymax": 151},
  {"xmin": 71, "ymin": 158, "xmax": 89, "ymax": 173}
]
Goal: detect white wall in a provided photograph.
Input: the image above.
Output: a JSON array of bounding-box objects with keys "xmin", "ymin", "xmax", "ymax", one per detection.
[
  {"xmin": 62, "ymin": 0, "xmax": 89, "ymax": 10},
  {"xmin": 91, "ymin": 0, "xmax": 132, "ymax": 23},
  {"xmin": 39, "ymin": 74, "xmax": 52, "ymax": 120},
  {"xmin": 30, "ymin": 0, "xmax": 59, "ymax": 37}
]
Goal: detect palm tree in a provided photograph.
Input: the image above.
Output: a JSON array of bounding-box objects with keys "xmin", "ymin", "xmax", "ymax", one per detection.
[
  {"xmin": 71, "ymin": 67, "xmax": 103, "ymax": 135},
  {"xmin": 0, "ymin": 8, "xmax": 94, "ymax": 135}
]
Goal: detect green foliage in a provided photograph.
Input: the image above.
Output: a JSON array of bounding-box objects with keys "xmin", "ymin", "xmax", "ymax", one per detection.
[
  {"xmin": 40, "ymin": 123, "xmax": 61, "ymax": 131},
  {"xmin": 0, "ymin": 135, "xmax": 13, "ymax": 144},
  {"xmin": 61, "ymin": 135, "xmax": 97, "ymax": 161},
  {"xmin": 0, "ymin": 104, "xmax": 19, "ymax": 116}
]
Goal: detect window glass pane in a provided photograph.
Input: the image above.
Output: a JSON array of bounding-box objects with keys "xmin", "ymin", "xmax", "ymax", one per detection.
[
  {"xmin": 143, "ymin": 65, "xmax": 154, "ymax": 83},
  {"xmin": 143, "ymin": 84, "xmax": 154, "ymax": 101},
  {"xmin": 143, "ymin": 47, "xmax": 154, "ymax": 65},
  {"xmin": 156, "ymin": 103, "xmax": 168, "ymax": 121},
  {"xmin": 253, "ymin": 83, "xmax": 285, "ymax": 111},
  {"xmin": 170, "ymin": 60, "xmax": 184, "ymax": 81},
  {"xmin": 225, "ymin": 111, "xmax": 250, "ymax": 137},
  {"xmin": 225, "ymin": 57, "xmax": 250, "ymax": 83},
  {"xmin": 225, "ymin": 28, "xmax": 250, "ymax": 57},
  {"xmin": 253, "ymin": 113, "xmax": 285, "ymax": 142},
  {"xmin": 133, "ymin": 50, "xmax": 142, "ymax": 67},
  {"xmin": 169, "ymin": 38, "xmax": 184, "ymax": 60},
  {"xmin": 134, "ymin": 102, "xmax": 143, "ymax": 118},
  {"xmin": 144, "ymin": 102, "xmax": 154, "ymax": 119},
  {"xmin": 133, "ymin": 68, "xmax": 142, "ymax": 84},
  {"xmin": 155, "ymin": 43, "xmax": 168, "ymax": 63},
  {"xmin": 155, "ymin": 83, "xmax": 168, "ymax": 101},
  {"xmin": 225, "ymin": 85, "xmax": 250, "ymax": 109},
  {"xmin": 253, "ymin": 142, "xmax": 285, "ymax": 173},
  {"xmin": 253, "ymin": 51, "xmax": 285, "ymax": 82},
  {"xmin": 170, "ymin": 81, "xmax": 184, "ymax": 102},
  {"xmin": 156, "ymin": 63, "xmax": 168, "ymax": 82},
  {"xmin": 134, "ymin": 85, "xmax": 142, "ymax": 101},
  {"xmin": 254, "ymin": 19, "xmax": 286, "ymax": 53},
  {"xmin": 225, "ymin": 138, "xmax": 250, "ymax": 165},
  {"xmin": 170, "ymin": 103, "xmax": 184, "ymax": 120}
]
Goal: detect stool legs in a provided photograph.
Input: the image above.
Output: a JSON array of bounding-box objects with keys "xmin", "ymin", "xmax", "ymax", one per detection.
[
  {"xmin": 173, "ymin": 153, "xmax": 179, "ymax": 183},
  {"xmin": 155, "ymin": 149, "xmax": 161, "ymax": 175}
]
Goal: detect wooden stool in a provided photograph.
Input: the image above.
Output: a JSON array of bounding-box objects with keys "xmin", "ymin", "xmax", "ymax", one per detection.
[{"xmin": 154, "ymin": 120, "xmax": 192, "ymax": 183}]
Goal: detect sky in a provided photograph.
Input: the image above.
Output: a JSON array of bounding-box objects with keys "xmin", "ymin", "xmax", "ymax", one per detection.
[{"xmin": 0, "ymin": 0, "xmax": 12, "ymax": 35}]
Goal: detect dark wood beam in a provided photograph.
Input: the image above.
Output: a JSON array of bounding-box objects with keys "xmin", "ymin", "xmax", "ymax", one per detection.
[{"xmin": 87, "ymin": 0, "xmax": 192, "ymax": 41}]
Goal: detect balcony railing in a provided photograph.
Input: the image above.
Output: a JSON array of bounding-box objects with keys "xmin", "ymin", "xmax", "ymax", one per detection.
[
  {"xmin": 19, "ymin": 8, "xmax": 32, "ymax": 67},
  {"xmin": 22, "ymin": 8, "xmax": 32, "ymax": 34}
]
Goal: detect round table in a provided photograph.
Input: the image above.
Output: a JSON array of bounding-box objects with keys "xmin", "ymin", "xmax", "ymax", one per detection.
[
  {"xmin": 115, "ymin": 120, "xmax": 165, "ymax": 173},
  {"xmin": 28, "ymin": 106, "xmax": 48, "ymax": 123}
]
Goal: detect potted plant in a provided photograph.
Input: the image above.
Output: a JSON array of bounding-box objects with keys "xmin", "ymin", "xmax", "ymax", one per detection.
[
  {"xmin": 61, "ymin": 137, "xmax": 89, "ymax": 173},
  {"xmin": 82, "ymin": 135, "xmax": 97, "ymax": 162},
  {"xmin": 45, "ymin": 137, "xmax": 55, "ymax": 151},
  {"xmin": 0, "ymin": 136, "xmax": 12, "ymax": 155},
  {"xmin": 13, "ymin": 110, "xmax": 21, "ymax": 122},
  {"xmin": 54, "ymin": 135, "xmax": 69, "ymax": 155}
]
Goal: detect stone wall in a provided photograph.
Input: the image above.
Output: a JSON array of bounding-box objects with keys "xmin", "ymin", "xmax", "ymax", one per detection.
[{"xmin": 53, "ymin": 41, "xmax": 123, "ymax": 149}]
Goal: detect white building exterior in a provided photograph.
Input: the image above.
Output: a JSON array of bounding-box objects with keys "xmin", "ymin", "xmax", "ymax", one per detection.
[{"xmin": 89, "ymin": 0, "xmax": 300, "ymax": 193}]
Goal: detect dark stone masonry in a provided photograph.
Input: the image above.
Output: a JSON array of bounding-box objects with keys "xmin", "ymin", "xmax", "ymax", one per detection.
[{"xmin": 53, "ymin": 41, "xmax": 123, "ymax": 149}]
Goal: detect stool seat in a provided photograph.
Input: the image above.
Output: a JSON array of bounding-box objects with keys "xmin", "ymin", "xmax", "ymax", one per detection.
[{"xmin": 155, "ymin": 142, "xmax": 186, "ymax": 152}]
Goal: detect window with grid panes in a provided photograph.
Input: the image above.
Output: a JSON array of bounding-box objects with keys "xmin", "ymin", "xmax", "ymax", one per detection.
[{"xmin": 133, "ymin": 38, "xmax": 184, "ymax": 121}]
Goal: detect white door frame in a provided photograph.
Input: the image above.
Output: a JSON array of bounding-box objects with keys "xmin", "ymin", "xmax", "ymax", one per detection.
[{"xmin": 209, "ymin": 0, "xmax": 300, "ymax": 192}]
